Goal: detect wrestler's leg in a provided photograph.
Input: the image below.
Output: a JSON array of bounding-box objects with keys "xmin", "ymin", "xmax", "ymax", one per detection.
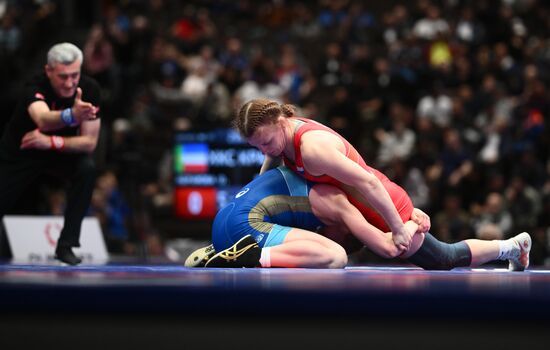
[
  {"xmin": 465, "ymin": 232, "xmax": 531, "ymax": 270},
  {"xmin": 463, "ymin": 239, "xmax": 500, "ymax": 266},
  {"xmin": 405, "ymin": 232, "xmax": 530, "ymax": 270},
  {"xmin": 268, "ymin": 228, "xmax": 347, "ymax": 268},
  {"xmin": 309, "ymin": 183, "xmax": 530, "ymax": 270},
  {"xmin": 208, "ymin": 215, "xmax": 347, "ymax": 268},
  {"xmin": 402, "ymin": 235, "xmax": 497, "ymax": 266}
]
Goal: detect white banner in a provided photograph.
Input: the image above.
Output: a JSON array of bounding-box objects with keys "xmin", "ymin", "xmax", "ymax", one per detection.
[{"xmin": 2, "ymin": 215, "xmax": 109, "ymax": 264}]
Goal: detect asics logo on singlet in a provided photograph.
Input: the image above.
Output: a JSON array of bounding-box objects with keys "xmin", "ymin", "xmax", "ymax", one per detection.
[{"xmin": 235, "ymin": 187, "xmax": 250, "ymax": 198}]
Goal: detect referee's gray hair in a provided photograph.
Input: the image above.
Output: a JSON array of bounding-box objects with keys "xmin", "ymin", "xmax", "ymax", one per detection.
[{"xmin": 47, "ymin": 42, "xmax": 83, "ymax": 67}]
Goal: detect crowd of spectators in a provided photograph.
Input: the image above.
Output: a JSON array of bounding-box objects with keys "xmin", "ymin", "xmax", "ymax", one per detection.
[{"xmin": 1, "ymin": 0, "xmax": 549, "ymax": 265}]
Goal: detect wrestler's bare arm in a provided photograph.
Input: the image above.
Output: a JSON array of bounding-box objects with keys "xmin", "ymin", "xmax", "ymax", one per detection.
[
  {"xmin": 260, "ymin": 155, "xmax": 283, "ymax": 174},
  {"xmin": 300, "ymin": 131, "xmax": 413, "ymax": 251},
  {"xmin": 309, "ymin": 184, "xmax": 419, "ymax": 258}
]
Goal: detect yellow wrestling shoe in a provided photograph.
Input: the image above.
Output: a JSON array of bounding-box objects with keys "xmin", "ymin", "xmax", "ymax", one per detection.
[{"xmin": 205, "ymin": 235, "xmax": 261, "ymax": 268}]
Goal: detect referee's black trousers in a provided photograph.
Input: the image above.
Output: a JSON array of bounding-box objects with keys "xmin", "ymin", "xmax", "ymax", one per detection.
[{"xmin": 0, "ymin": 151, "xmax": 96, "ymax": 248}]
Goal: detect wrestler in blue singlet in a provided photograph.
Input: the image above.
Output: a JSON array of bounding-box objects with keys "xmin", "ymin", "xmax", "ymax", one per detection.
[{"xmin": 212, "ymin": 167, "xmax": 323, "ymax": 251}]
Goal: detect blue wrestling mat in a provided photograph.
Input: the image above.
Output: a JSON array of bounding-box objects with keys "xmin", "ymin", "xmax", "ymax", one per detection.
[
  {"xmin": 1, "ymin": 263, "xmax": 550, "ymax": 317},
  {"xmin": 1, "ymin": 262, "xmax": 550, "ymax": 348}
]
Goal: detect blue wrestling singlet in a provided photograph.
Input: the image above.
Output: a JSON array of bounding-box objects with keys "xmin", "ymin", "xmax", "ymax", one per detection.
[{"xmin": 211, "ymin": 167, "xmax": 323, "ymax": 251}]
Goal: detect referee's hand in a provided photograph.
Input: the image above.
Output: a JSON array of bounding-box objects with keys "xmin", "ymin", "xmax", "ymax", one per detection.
[
  {"xmin": 20, "ymin": 129, "xmax": 49, "ymax": 150},
  {"xmin": 72, "ymin": 88, "xmax": 99, "ymax": 124}
]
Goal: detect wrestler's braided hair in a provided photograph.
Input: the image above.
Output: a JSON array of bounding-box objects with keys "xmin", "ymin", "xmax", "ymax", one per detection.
[{"xmin": 234, "ymin": 99, "xmax": 296, "ymax": 137}]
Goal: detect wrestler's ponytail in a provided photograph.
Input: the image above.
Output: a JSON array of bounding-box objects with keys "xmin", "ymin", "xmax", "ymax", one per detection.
[{"xmin": 280, "ymin": 104, "xmax": 296, "ymax": 118}]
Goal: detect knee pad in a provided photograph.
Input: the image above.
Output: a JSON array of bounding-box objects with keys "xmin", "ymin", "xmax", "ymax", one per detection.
[{"xmin": 407, "ymin": 233, "xmax": 472, "ymax": 270}]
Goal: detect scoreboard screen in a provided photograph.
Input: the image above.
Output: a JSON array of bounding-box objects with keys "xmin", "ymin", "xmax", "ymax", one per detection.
[{"xmin": 173, "ymin": 128, "xmax": 264, "ymax": 220}]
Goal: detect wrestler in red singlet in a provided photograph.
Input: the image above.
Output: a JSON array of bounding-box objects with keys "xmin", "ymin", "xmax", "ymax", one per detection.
[{"xmin": 282, "ymin": 117, "xmax": 414, "ymax": 231}]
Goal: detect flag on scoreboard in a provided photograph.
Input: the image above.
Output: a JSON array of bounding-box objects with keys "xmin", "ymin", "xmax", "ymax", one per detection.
[{"xmin": 174, "ymin": 143, "xmax": 209, "ymax": 173}]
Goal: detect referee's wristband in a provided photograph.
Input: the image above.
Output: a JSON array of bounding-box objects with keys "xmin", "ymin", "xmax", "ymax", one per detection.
[
  {"xmin": 60, "ymin": 108, "xmax": 75, "ymax": 126},
  {"xmin": 50, "ymin": 135, "xmax": 65, "ymax": 150}
]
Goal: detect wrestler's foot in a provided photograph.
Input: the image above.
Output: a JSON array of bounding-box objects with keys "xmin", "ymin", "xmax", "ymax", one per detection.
[
  {"xmin": 184, "ymin": 244, "xmax": 216, "ymax": 267},
  {"xmin": 508, "ymin": 232, "xmax": 531, "ymax": 272},
  {"xmin": 205, "ymin": 235, "xmax": 260, "ymax": 268},
  {"xmin": 55, "ymin": 246, "xmax": 82, "ymax": 266}
]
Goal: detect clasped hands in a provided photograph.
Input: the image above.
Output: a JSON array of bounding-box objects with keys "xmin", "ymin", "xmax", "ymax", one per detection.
[{"xmin": 392, "ymin": 208, "xmax": 431, "ymax": 254}]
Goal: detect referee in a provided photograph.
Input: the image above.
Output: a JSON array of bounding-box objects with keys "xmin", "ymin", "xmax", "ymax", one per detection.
[{"xmin": 0, "ymin": 42, "xmax": 101, "ymax": 265}]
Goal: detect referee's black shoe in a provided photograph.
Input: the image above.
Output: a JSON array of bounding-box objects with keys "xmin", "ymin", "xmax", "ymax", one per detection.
[
  {"xmin": 55, "ymin": 246, "xmax": 82, "ymax": 265},
  {"xmin": 205, "ymin": 235, "xmax": 260, "ymax": 268}
]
